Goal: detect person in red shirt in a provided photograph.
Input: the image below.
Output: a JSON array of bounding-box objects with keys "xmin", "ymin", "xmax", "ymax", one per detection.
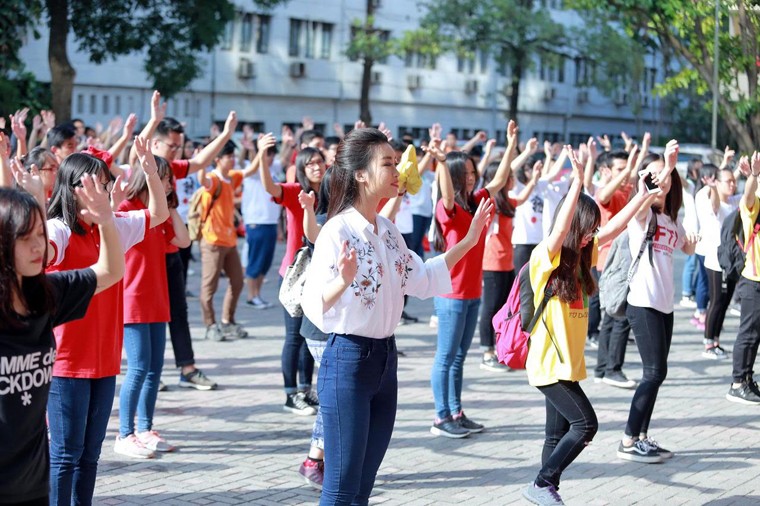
[
  {"xmin": 429, "ymin": 123, "xmax": 514, "ymax": 439},
  {"xmin": 45, "ymin": 139, "xmax": 169, "ymax": 503},
  {"xmin": 259, "ymin": 133, "xmax": 325, "ymax": 415},
  {"xmin": 116, "ymin": 152, "xmax": 189, "ymax": 458}
]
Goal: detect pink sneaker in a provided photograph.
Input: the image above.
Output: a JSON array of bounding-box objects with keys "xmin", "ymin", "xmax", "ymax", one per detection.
[
  {"xmin": 298, "ymin": 458, "xmax": 324, "ymax": 490},
  {"xmin": 136, "ymin": 430, "xmax": 176, "ymax": 452},
  {"xmin": 114, "ymin": 434, "xmax": 155, "ymax": 459}
]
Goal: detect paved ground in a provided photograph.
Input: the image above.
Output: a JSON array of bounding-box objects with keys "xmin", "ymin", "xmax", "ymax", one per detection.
[{"xmin": 93, "ymin": 243, "xmax": 760, "ymax": 505}]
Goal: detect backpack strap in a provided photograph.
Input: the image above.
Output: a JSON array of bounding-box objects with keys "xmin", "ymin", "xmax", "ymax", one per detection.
[
  {"xmin": 201, "ymin": 175, "xmax": 223, "ymax": 226},
  {"xmin": 742, "ymin": 210, "xmax": 760, "ymax": 254},
  {"xmin": 527, "ymin": 277, "xmax": 553, "ymax": 334},
  {"xmin": 627, "ymin": 211, "xmax": 658, "ymax": 283}
]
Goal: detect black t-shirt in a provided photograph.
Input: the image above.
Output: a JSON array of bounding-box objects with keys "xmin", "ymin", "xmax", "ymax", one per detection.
[{"xmin": 0, "ymin": 269, "xmax": 97, "ymax": 504}]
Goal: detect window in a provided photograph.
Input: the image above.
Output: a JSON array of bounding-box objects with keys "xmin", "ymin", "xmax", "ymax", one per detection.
[
  {"xmin": 534, "ymin": 131, "xmax": 561, "ymax": 143},
  {"xmin": 457, "ymin": 55, "xmax": 475, "ymax": 73},
  {"xmin": 539, "ymin": 54, "xmax": 564, "ymax": 83},
  {"xmin": 241, "ymin": 13, "xmax": 253, "ymax": 52},
  {"xmin": 221, "ymin": 18, "xmax": 234, "ymax": 50},
  {"xmin": 115, "ymin": 96, "xmax": 121, "ymax": 115},
  {"xmin": 574, "ymin": 58, "xmax": 595, "ymax": 87},
  {"xmin": 184, "ymin": 98, "xmax": 191, "ymax": 117},
  {"xmin": 196, "ymin": 99, "xmax": 202, "ymax": 118},
  {"xmin": 348, "ymin": 27, "xmax": 390, "ymax": 63},
  {"xmin": 290, "ymin": 19, "xmax": 334, "ymax": 59},
  {"xmin": 642, "ymin": 67, "xmax": 656, "ymax": 107},
  {"xmin": 569, "ymin": 133, "xmax": 591, "ymax": 146},
  {"xmin": 102, "ymin": 95, "xmax": 109, "ymax": 115},
  {"xmin": 256, "ymin": 15, "xmax": 271, "ymax": 54},
  {"xmin": 127, "ymin": 96, "xmax": 134, "ymax": 114},
  {"xmin": 76, "ymin": 94, "xmax": 84, "ymax": 114},
  {"xmin": 405, "ymin": 51, "xmax": 436, "ymax": 69},
  {"xmin": 478, "ymin": 50, "xmax": 489, "ymax": 74},
  {"xmin": 89, "ymin": 95, "xmax": 96, "ymax": 114}
]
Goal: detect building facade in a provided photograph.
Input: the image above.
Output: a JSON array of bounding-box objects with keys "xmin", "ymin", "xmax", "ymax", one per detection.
[{"xmin": 19, "ymin": 0, "xmax": 670, "ymax": 142}]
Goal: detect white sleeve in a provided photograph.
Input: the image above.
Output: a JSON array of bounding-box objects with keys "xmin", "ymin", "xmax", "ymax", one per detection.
[
  {"xmin": 113, "ymin": 210, "xmax": 148, "ymax": 252},
  {"xmin": 301, "ymin": 225, "xmax": 342, "ymax": 331},
  {"xmin": 405, "ymin": 252, "xmax": 452, "ymax": 299},
  {"xmin": 46, "ymin": 219, "xmax": 72, "ymax": 266}
]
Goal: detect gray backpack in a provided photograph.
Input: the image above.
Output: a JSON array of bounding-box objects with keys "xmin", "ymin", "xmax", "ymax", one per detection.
[{"xmin": 598, "ymin": 214, "xmax": 657, "ymax": 318}]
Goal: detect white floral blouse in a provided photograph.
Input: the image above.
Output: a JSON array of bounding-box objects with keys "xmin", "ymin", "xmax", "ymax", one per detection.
[{"xmin": 302, "ymin": 207, "xmax": 452, "ymax": 338}]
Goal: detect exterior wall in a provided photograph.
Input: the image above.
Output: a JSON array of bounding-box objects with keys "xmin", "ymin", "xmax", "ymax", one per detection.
[{"xmin": 18, "ymin": 0, "xmax": 670, "ymax": 141}]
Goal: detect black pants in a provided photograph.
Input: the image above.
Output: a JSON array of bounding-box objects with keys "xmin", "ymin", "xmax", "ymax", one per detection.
[
  {"xmin": 166, "ymin": 252, "xmax": 195, "ymax": 368},
  {"xmin": 178, "ymin": 243, "xmax": 193, "ymax": 290},
  {"xmin": 410, "ymin": 214, "xmax": 432, "ymax": 259},
  {"xmin": 625, "ymin": 305, "xmax": 673, "ymax": 437},
  {"xmin": 587, "ymin": 268, "xmax": 601, "ymax": 338},
  {"xmin": 732, "ymin": 278, "xmax": 760, "ymax": 382},
  {"xmin": 595, "ymin": 311, "xmax": 630, "ymax": 377},
  {"xmin": 282, "ymin": 308, "xmax": 314, "ymax": 392},
  {"xmin": 479, "ymin": 270, "xmax": 515, "ymax": 350},
  {"xmin": 513, "ymin": 244, "xmax": 538, "ymax": 279},
  {"xmin": 705, "ymin": 268, "xmax": 736, "ymax": 342},
  {"xmin": 535, "ymin": 381, "xmax": 598, "ymax": 489}
]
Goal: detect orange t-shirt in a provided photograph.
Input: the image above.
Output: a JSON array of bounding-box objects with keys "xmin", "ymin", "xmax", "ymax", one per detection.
[
  {"xmin": 596, "ymin": 187, "xmax": 631, "ymax": 270},
  {"xmin": 201, "ymin": 170, "xmax": 243, "ymax": 247}
]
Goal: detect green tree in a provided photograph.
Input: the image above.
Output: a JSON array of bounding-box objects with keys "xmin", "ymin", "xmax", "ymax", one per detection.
[
  {"xmin": 9, "ymin": 0, "xmax": 288, "ymax": 123},
  {"xmin": 418, "ymin": 0, "xmax": 565, "ymax": 122},
  {"xmin": 571, "ymin": 0, "xmax": 760, "ymax": 153}
]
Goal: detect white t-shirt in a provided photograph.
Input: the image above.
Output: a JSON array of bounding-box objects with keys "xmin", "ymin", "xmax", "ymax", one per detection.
[
  {"xmin": 511, "ymin": 180, "xmax": 548, "ymax": 245},
  {"xmin": 542, "ymin": 179, "xmax": 570, "ymax": 238},
  {"xmin": 175, "ymin": 175, "xmax": 200, "ymax": 224},
  {"xmin": 409, "ymin": 171, "xmax": 435, "ymax": 218},
  {"xmin": 396, "ymin": 193, "xmax": 414, "ymax": 234},
  {"xmin": 682, "ymin": 188, "xmax": 698, "ymax": 235},
  {"xmin": 627, "ymin": 210, "xmax": 685, "ymax": 314},
  {"xmin": 695, "ymin": 188, "xmax": 740, "ymax": 270},
  {"xmin": 242, "ymin": 160, "xmax": 282, "ymax": 225}
]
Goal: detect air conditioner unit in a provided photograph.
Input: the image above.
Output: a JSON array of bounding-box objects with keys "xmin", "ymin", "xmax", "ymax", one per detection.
[
  {"xmin": 407, "ymin": 74, "xmax": 422, "ymax": 90},
  {"xmin": 576, "ymin": 90, "xmax": 589, "ymax": 104},
  {"xmin": 289, "ymin": 61, "xmax": 306, "ymax": 78},
  {"xmin": 465, "ymin": 79, "xmax": 479, "ymax": 94},
  {"xmin": 543, "ymin": 87, "xmax": 556, "ymax": 101},
  {"xmin": 370, "ymin": 71, "xmax": 382, "ymax": 85},
  {"xmin": 238, "ymin": 58, "xmax": 255, "ymax": 79}
]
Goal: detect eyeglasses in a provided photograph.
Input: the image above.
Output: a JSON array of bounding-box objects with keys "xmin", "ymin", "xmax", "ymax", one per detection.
[
  {"xmin": 158, "ymin": 139, "xmax": 182, "ymax": 152},
  {"xmin": 38, "ymin": 165, "xmax": 58, "ymax": 172},
  {"xmin": 305, "ymin": 160, "xmax": 324, "ymax": 167}
]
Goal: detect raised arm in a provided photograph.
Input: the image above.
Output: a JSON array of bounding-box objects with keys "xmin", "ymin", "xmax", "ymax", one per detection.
[
  {"xmin": 442, "ymin": 197, "xmax": 493, "ymax": 269},
  {"xmin": 583, "ymin": 137, "xmax": 598, "ymax": 195},
  {"xmin": 546, "ymin": 146, "xmax": 584, "ymax": 256},
  {"xmin": 484, "ymin": 120, "xmax": 518, "ymax": 196},
  {"xmin": 597, "ymin": 173, "xmax": 659, "ymax": 247},
  {"xmin": 596, "ymin": 145, "xmax": 638, "ymax": 206},
  {"xmin": 0, "ymin": 133, "xmax": 10, "ymax": 188},
  {"xmin": 255, "ymin": 133, "xmax": 282, "ymax": 199},
  {"xmin": 514, "ymin": 161, "xmax": 543, "ymax": 205},
  {"xmin": 76, "ymin": 174, "xmax": 125, "ymax": 294},
  {"xmin": 742, "ymin": 151, "xmax": 760, "ymax": 212},
  {"xmin": 460, "ymin": 130, "xmax": 487, "ymax": 153},
  {"xmin": 512, "ymin": 138, "xmax": 538, "ymax": 174},
  {"xmin": 129, "ymin": 90, "xmax": 166, "ymax": 166},
  {"xmin": 168, "ymin": 208, "xmax": 191, "ymax": 248},
  {"xmin": 188, "ymin": 111, "xmax": 237, "ymax": 175},
  {"xmin": 477, "ymin": 138, "xmax": 496, "ymax": 176},
  {"xmin": 299, "ymin": 190, "xmax": 320, "ymax": 243},
  {"xmin": 428, "ymin": 138, "xmax": 453, "ymax": 210},
  {"xmin": 107, "ymin": 114, "xmax": 137, "ymax": 179},
  {"xmin": 10, "ymin": 109, "xmax": 29, "ymax": 158},
  {"xmin": 133, "ymin": 135, "xmax": 170, "ymax": 228}
]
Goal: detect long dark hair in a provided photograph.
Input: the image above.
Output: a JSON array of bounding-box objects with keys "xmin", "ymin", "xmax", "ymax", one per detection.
[
  {"xmin": 316, "ymin": 167, "xmax": 332, "ymax": 216},
  {"xmin": 548, "ymin": 192, "xmax": 601, "ymax": 303},
  {"xmin": 48, "ymin": 153, "xmax": 113, "ymax": 235},
  {"xmin": 22, "ymin": 146, "xmax": 55, "ymax": 171},
  {"xmin": 482, "ymin": 160, "xmax": 515, "ymax": 217},
  {"xmin": 125, "ymin": 156, "xmax": 172, "ymax": 205},
  {"xmin": 295, "ymin": 147, "xmax": 325, "ymax": 194},
  {"xmin": 639, "ymin": 153, "xmax": 683, "ymax": 223},
  {"xmin": 696, "ymin": 163, "xmax": 718, "ymax": 193},
  {"xmin": 327, "ymin": 128, "xmax": 390, "ymax": 218},
  {"xmin": 0, "ymin": 188, "xmax": 53, "ymax": 330},
  {"xmin": 433, "ymin": 151, "xmax": 478, "ymax": 252}
]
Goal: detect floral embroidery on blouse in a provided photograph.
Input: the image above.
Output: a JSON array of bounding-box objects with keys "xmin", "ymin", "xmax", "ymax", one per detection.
[
  {"xmin": 346, "ymin": 234, "xmax": 383, "ymax": 309},
  {"xmin": 395, "ymin": 253, "xmax": 413, "ymax": 289}
]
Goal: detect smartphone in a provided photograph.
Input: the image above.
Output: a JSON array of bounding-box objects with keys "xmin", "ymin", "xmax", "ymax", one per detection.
[{"xmin": 638, "ymin": 169, "xmax": 662, "ymax": 194}]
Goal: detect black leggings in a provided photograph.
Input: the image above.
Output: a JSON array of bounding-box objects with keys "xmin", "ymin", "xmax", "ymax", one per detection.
[
  {"xmin": 535, "ymin": 381, "xmax": 598, "ymax": 489},
  {"xmin": 705, "ymin": 268, "xmax": 736, "ymax": 342},
  {"xmin": 479, "ymin": 270, "xmax": 515, "ymax": 350},
  {"xmin": 513, "ymin": 244, "xmax": 538, "ymax": 276},
  {"xmin": 624, "ymin": 305, "xmax": 673, "ymax": 438}
]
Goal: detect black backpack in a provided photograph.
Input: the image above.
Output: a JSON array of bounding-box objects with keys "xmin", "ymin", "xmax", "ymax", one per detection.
[{"xmin": 717, "ymin": 208, "xmax": 760, "ymax": 284}]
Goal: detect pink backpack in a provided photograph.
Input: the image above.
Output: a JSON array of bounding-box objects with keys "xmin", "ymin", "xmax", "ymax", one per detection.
[{"xmin": 492, "ymin": 264, "xmax": 555, "ymax": 369}]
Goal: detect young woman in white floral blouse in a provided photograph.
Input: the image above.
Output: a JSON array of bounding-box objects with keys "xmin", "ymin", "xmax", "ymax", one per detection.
[{"xmin": 302, "ymin": 128, "xmax": 492, "ymax": 506}]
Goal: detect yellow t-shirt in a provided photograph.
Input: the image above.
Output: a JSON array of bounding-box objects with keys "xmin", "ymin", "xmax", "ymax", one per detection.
[
  {"xmin": 740, "ymin": 196, "xmax": 760, "ymax": 282},
  {"xmin": 525, "ymin": 240, "xmax": 597, "ymax": 387}
]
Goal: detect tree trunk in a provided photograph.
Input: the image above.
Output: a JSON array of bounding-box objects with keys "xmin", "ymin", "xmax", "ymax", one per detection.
[
  {"xmin": 47, "ymin": 0, "xmax": 75, "ymax": 124},
  {"xmin": 359, "ymin": 57, "xmax": 374, "ymax": 126},
  {"xmin": 508, "ymin": 55, "xmax": 524, "ymax": 123}
]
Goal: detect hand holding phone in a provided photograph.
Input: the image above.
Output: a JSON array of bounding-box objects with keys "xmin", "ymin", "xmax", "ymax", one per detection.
[{"xmin": 638, "ymin": 169, "xmax": 662, "ymax": 195}]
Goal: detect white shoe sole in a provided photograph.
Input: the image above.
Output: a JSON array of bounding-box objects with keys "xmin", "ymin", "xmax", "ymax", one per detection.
[
  {"xmin": 616, "ymin": 450, "xmax": 663, "ymax": 464},
  {"xmin": 430, "ymin": 426, "xmax": 470, "ymax": 438},
  {"xmin": 479, "ymin": 363, "xmax": 510, "ymax": 372},
  {"xmin": 725, "ymin": 393, "xmax": 760, "ymax": 405},
  {"xmin": 178, "ymin": 381, "xmax": 217, "ymax": 391},
  {"xmin": 702, "ymin": 352, "xmax": 729, "ymax": 360},
  {"xmin": 602, "ymin": 377, "xmax": 637, "ymax": 389},
  {"xmin": 283, "ymin": 406, "xmax": 317, "ymax": 415},
  {"xmin": 114, "ymin": 447, "xmax": 154, "ymax": 459}
]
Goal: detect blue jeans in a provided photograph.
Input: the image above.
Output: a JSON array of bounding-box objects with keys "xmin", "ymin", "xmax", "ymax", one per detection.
[
  {"xmin": 119, "ymin": 323, "xmax": 166, "ymax": 437},
  {"xmin": 48, "ymin": 376, "xmax": 116, "ymax": 506},
  {"xmin": 305, "ymin": 337, "xmax": 327, "ymax": 450},
  {"xmin": 695, "ymin": 254, "xmax": 709, "ymax": 312},
  {"xmin": 318, "ymin": 334, "xmax": 398, "ymax": 506},
  {"xmin": 410, "ymin": 214, "xmax": 432, "ymax": 259},
  {"xmin": 281, "ymin": 306, "xmax": 314, "ymax": 393},
  {"xmin": 245, "ymin": 224, "xmax": 277, "ymax": 279},
  {"xmin": 681, "ymin": 254, "xmax": 697, "ymax": 297},
  {"xmin": 431, "ymin": 297, "xmax": 480, "ymax": 420}
]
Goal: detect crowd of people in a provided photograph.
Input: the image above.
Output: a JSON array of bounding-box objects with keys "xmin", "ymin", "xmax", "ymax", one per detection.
[{"xmin": 2, "ymin": 94, "xmax": 760, "ymax": 506}]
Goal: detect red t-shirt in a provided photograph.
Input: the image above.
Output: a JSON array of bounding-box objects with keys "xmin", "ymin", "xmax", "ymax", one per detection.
[
  {"xmin": 436, "ymin": 188, "xmax": 489, "ymax": 299},
  {"xmin": 46, "ymin": 211, "xmax": 149, "ymax": 378},
  {"xmin": 482, "ymin": 199, "xmax": 517, "ymax": 272},
  {"xmin": 170, "ymin": 159, "xmax": 190, "ymax": 180},
  {"xmin": 118, "ymin": 199, "xmax": 174, "ymax": 323},
  {"xmin": 274, "ymin": 183, "xmax": 312, "ymax": 277},
  {"xmin": 596, "ymin": 187, "xmax": 631, "ymax": 271}
]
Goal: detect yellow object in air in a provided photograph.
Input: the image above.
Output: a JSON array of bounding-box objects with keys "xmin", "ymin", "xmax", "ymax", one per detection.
[{"xmin": 397, "ymin": 144, "xmax": 421, "ymax": 195}]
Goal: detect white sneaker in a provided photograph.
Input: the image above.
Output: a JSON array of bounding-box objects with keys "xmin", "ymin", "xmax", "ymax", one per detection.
[
  {"xmin": 679, "ymin": 296, "xmax": 697, "ymax": 309},
  {"xmin": 114, "ymin": 434, "xmax": 155, "ymax": 459},
  {"xmin": 429, "ymin": 315, "xmax": 438, "ymax": 329},
  {"xmin": 136, "ymin": 430, "xmax": 176, "ymax": 452}
]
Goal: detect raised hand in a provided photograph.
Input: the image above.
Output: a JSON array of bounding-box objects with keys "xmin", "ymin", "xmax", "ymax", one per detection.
[
  {"xmin": 257, "ymin": 132, "xmax": 277, "ymax": 153},
  {"xmin": 354, "ymin": 119, "xmax": 366, "ymax": 131},
  {"xmin": 333, "ymin": 122, "xmax": 345, "ymax": 138},
  {"xmin": 108, "ymin": 116, "xmax": 123, "ymax": 136},
  {"xmin": 0, "ymin": 117, "xmax": 5, "ymax": 130},
  {"xmin": 722, "ymin": 145, "xmax": 736, "ymax": 169},
  {"xmin": 10, "ymin": 109, "xmax": 28, "ymax": 141},
  {"xmin": 531, "ymin": 160, "xmax": 543, "ymax": 182},
  {"xmin": 10, "ymin": 158, "xmax": 43, "ymax": 200},
  {"xmin": 567, "ymin": 145, "xmax": 585, "ymax": 182},
  {"xmin": 525, "ymin": 137, "xmax": 539, "ymax": 155},
  {"xmin": 41, "ymin": 110, "xmax": 55, "ymax": 132},
  {"xmin": 640, "ymin": 131, "xmax": 651, "ymax": 157},
  {"xmin": 302, "ymin": 116, "xmax": 315, "ymax": 131},
  {"xmin": 701, "ymin": 173, "xmax": 717, "ymax": 188},
  {"xmin": 485, "ymin": 138, "xmax": 497, "ymax": 152},
  {"xmin": 282, "ymin": 125, "xmax": 295, "ymax": 147},
  {"xmin": 476, "ymin": 130, "xmax": 487, "ymax": 141},
  {"xmin": 465, "ymin": 197, "xmax": 494, "ymax": 244},
  {"xmin": 428, "ymin": 122, "xmax": 442, "ymax": 142},
  {"xmin": 76, "ymin": 174, "xmax": 114, "ymax": 225},
  {"xmin": 621, "ymin": 131, "xmax": 634, "ymax": 152},
  {"xmin": 506, "ymin": 120, "xmax": 518, "ymax": 146},
  {"xmin": 243, "ymin": 123, "xmax": 255, "ymax": 140},
  {"xmin": 377, "ymin": 121, "xmax": 393, "ymax": 142},
  {"xmin": 752, "ymin": 151, "xmax": 760, "ymax": 176},
  {"xmin": 223, "ymin": 111, "xmax": 238, "ymax": 135},
  {"xmin": 123, "ymin": 113, "xmax": 137, "ymax": 138},
  {"xmin": 422, "ymin": 136, "xmax": 446, "ymax": 162},
  {"xmin": 337, "ymin": 240, "xmax": 358, "ymax": 286},
  {"xmin": 133, "ymin": 136, "xmax": 159, "ymax": 176},
  {"xmin": 625, "ymin": 145, "xmax": 639, "ymax": 176},
  {"xmin": 150, "ymin": 90, "xmax": 166, "ymax": 123},
  {"xmin": 32, "ymin": 114, "xmax": 42, "ymax": 133},
  {"xmin": 596, "ymin": 134, "xmax": 611, "ymax": 152},
  {"xmin": 663, "ymin": 139, "xmax": 679, "ymax": 173},
  {"xmin": 737, "ymin": 155, "xmax": 751, "ymax": 178},
  {"xmin": 110, "ymin": 174, "xmax": 127, "ymax": 208},
  {"xmin": 298, "ymin": 189, "xmax": 316, "ymax": 210}
]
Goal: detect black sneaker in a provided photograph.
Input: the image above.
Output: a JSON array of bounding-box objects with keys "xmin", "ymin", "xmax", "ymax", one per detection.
[
  {"xmin": 602, "ymin": 371, "xmax": 636, "ymax": 389},
  {"xmin": 430, "ymin": 417, "xmax": 470, "ymax": 438},
  {"xmin": 617, "ymin": 440, "xmax": 663, "ymax": 463},
  {"xmin": 301, "ymin": 390, "xmax": 319, "ymax": 407},
  {"xmin": 283, "ymin": 392, "xmax": 317, "ymax": 415},
  {"xmin": 640, "ymin": 437, "xmax": 673, "ymax": 459},
  {"xmin": 480, "ymin": 355, "xmax": 510, "ymax": 372},
  {"xmin": 454, "ymin": 412, "xmax": 484, "ymax": 433},
  {"xmin": 401, "ymin": 311, "xmax": 419, "ymax": 323},
  {"xmin": 726, "ymin": 382, "xmax": 760, "ymax": 405},
  {"xmin": 179, "ymin": 369, "xmax": 218, "ymax": 391}
]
